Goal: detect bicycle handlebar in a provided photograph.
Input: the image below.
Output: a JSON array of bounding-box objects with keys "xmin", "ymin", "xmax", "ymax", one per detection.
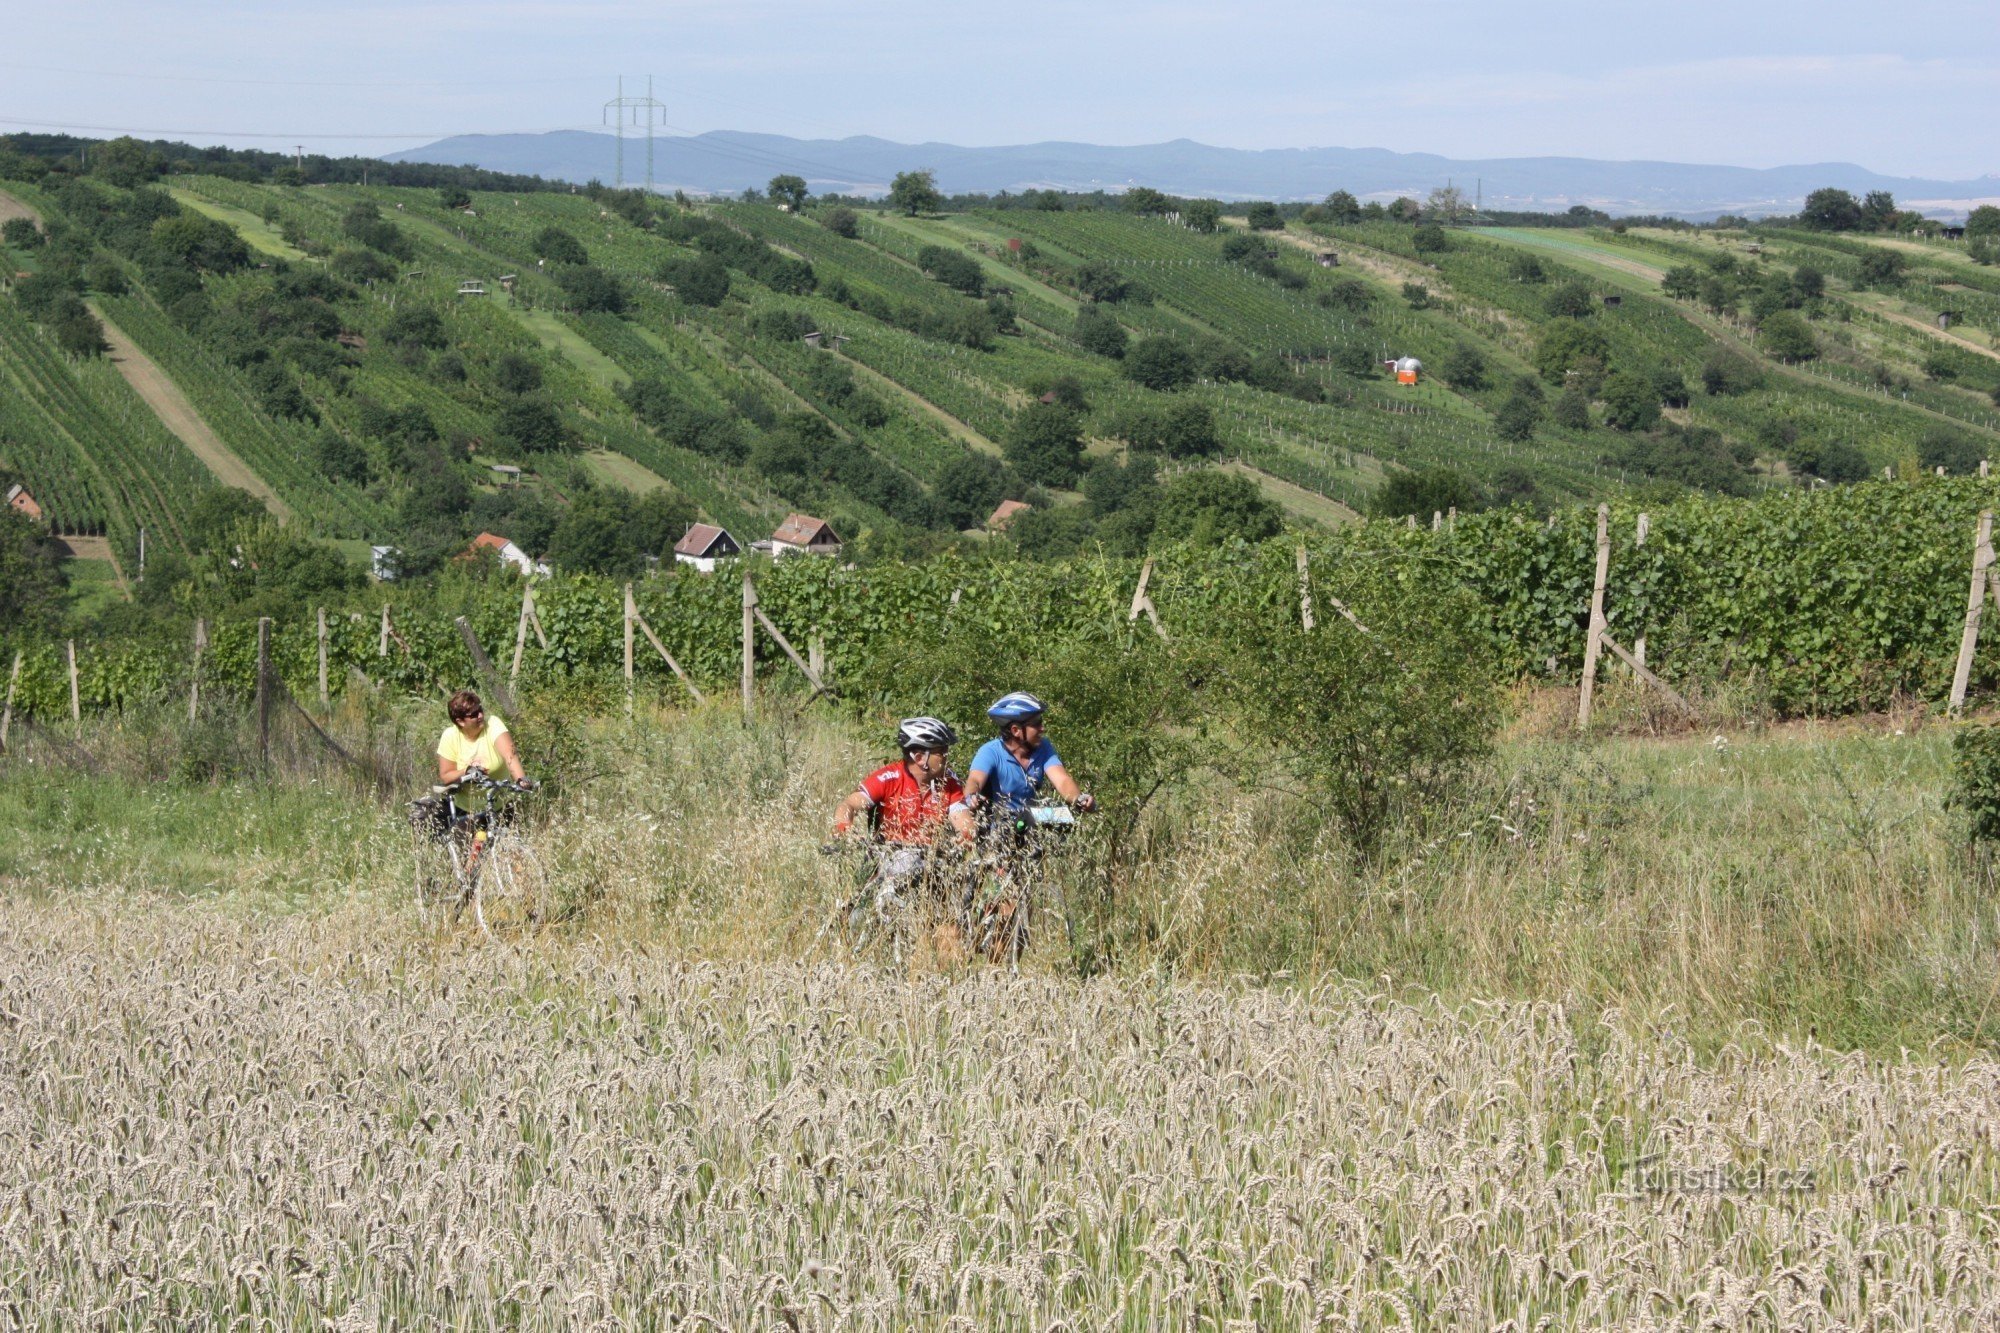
[{"xmin": 431, "ymin": 767, "xmax": 537, "ymax": 798}]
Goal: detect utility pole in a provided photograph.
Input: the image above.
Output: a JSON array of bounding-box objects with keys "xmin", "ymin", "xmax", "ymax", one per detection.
[
  {"xmin": 294, "ymin": 144, "xmax": 304, "ymax": 176},
  {"xmin": 603, "ymin": 75, "xmax": 666, "ymax": 191}
]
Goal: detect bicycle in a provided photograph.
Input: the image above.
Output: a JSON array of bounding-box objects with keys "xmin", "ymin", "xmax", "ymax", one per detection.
[
  {"xmin": 407, "ymin": 768, "xmax": 548, "ymax": 937},
  {"xmin": 961, "ymin": 799, "xmax": 1079, "ymax": 970},
  {"xmin": 814, "ymin": 838, "xmax": 969, "ymax": 965}
]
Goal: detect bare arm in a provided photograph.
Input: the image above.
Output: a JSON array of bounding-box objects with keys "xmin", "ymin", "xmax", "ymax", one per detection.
[
  {"xmin": 961, "ymin": 767, "xmax": 990, "ymax": 809},
  {"xmin": 831, "ymin": 788, "xmax": 873, "ymax": 837},
  {"xmin": 493, "ymin": 731, "xmax": 527, "ymax": 782},
  {"xmin": 948, "ymin": 804, "xmax": 976, "ymax": 844},
  {"xmin": 1045, "ymin": 762, "xmax": 1094, "ymax": 811},
  {"xmin": 437, "ymin": 753, "xmax": 460, "ymax": 784}
]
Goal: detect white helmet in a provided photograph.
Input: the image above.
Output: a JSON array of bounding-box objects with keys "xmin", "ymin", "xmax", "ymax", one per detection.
[{"xmin": 896, "ymin": 716, "xmax": 957, "ymax": 753}]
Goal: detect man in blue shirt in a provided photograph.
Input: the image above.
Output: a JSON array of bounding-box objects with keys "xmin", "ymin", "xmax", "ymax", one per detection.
[{"xmin": 964, "ymin": 691, "xmax": 1095, "ymax": 822}]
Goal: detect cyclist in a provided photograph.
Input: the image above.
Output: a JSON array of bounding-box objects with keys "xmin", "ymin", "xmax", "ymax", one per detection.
[
  {"xmin": 435, "ymin": 690, "xmax": 531, "ymax": 815},
  {"xmin": 830, "ymin": 716, "xmax": 976, "ymax": 912},
  {"xmin": 963, "ymin": 691, "xmax": 1094, "ymax": 825}
]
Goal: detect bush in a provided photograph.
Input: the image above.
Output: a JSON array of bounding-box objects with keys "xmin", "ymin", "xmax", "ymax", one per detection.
[
  {"xmin": 1124, "ymin": 337, "xmax": 1195, "ymax": 391},
  {"xmin": 917, "ymin": 245, "xmax": 985, "ymax": 296},
  {"xmin": 1370, "ymin": 466, "xmax": 1480, "ymax": 520},
  {"xmin": 1073, "ymin": 304, "xmax": 1128, "ymax": 358},
  {"xmin": 1759, "ymin": 311, "xmax": 1818, "ymax": 361},
  {"xmin": 658, "ymin": 254, "xmax": 729, "ymax": 306},
  {"xmin": 820, "ymin": 207, "xmax": 859, "ymax": 238},
  {"xmin": 1221, "ymin": 558, "xmax": 1502, "ymax": 859},
  {"xmin": 1949, "ymin": 725, "xmax": 2000, "ymax": 845},
  {"xmin": 532, "ymin": 227, "xmax": 589, "ymax": 266},
  {"xmin": 553, "ymin": 264, "xmax": 626, "ymax": 314}
]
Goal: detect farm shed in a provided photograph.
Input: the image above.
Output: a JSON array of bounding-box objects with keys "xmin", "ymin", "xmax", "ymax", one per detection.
[
  {"xmin": 6, "ymin": 483, "xmax": 42, "ymax": 521},
  {"xmin": 1315, "ymin": 252, "xmax": 1339, "ymax": 268},
  {"xmin": 674, "ymin": 524, "xmax": 740, "ymax": 573},
  {"xmin": 770, "ymin": 513, "xmax": 842, "ymax": 558}
]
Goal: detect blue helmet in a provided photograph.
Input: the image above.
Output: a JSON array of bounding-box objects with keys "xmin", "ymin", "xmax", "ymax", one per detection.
[{"xmin": 987, "ymin": 691, "xmax": 1047, "ymax": 724}]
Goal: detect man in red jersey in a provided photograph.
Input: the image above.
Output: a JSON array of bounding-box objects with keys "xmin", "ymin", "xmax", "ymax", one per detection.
[{"xmin": 830, "ymin": 716, "xmax": 976, "ymax": 919}]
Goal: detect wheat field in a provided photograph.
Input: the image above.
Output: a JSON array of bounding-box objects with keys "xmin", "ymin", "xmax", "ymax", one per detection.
[{"xmin": 4, "ymin": 898, "xmax": 1997, "ymax": 1330}]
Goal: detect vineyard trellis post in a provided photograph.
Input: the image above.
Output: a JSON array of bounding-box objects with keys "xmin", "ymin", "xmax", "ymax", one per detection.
[
  {"xmin": 455, "ymin": 616, "xmax": 514, "ymax": 716},
  {"xmin": 1296, "ymin": 546, "xmax": 1315, "ymax": 631},
  {"xmin": 1948, "ymin": 510, "xmax": 1996, "ymax": 715},
  {"xmin": 1127, "ymin": 558, "xmax": 1166, "ymax": 638},
  {"xmin": 629, "ymin": 597, "xmax": 705, "ymax": 704},
  {"xmin": 189, "ymin": 619, "xmax": 206, "ymax": 723},
  {"xmin": 1576, "ymin": 507, "xmax": 1612, "ymax": 729},
  {"xmin": 316, "ymin": 607, "xmax": 329, "ymax": 708},
  {"xmin": 1634, "ymin": 513, "xmax": 1650, "ymax": 670},
  {"xmin": 256, "ymin": 617, "xmax": 271, "ymax": 771},
  {"xmin": 378, "ymin": 605, "xmax": 390, "ymax": 658},
  {"xmin": 66, "ymin": 640, "xmax": 79, "ymax": 727},
  {"xmin": 741, "ymin": 569, "xmax": 755, "ymax": 722},
  {"xmin": 1, "ymin": 651, "xmax": 20, "ymax": 753},
  {"xmin": 509, "ymin": 583, "xmax": 545, "ymax": 690},
  {"xmin": 624, "ymin": 583, "xmax": 636, "ymax": 720}
]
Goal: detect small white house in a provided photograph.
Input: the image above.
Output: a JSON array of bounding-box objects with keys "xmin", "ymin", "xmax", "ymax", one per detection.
[
  {"xmin": 371, "ymin": 545, "xmax": 399, "ymax": 581},
  {"xmin": 464, "ymin": 531, "xmax": 550, "ymax": 577},
  {"xmin": 673, "ymin": 523, "xmax": 740, "ymax": 573}
]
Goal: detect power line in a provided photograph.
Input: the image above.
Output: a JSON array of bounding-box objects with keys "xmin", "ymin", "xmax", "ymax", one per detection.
[
  {"xmin": 0, "ymin": 60, "xmax": 603, "ymax": 90},
  {"xmin": 0, "ymin": 114, "xmax": 607, "ymax": 141}
]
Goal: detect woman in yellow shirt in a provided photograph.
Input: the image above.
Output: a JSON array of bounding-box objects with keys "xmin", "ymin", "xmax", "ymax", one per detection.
[{"xmin": 436, "ymin": 690, "xmax": 530, "ymax": 809}]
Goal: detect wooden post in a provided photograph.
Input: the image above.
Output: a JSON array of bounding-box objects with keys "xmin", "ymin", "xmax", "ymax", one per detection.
[
  {"xmin": 1575, "ymin": 505, "xmax": 1611, "ymax": 730},
  {"xmin": 1296, "ymin": 546, "xmax": 1315, "ymax": 631},
  {"xmin": 66, "ymin": 640, "xmax": 80, "ymax": 726},
  {"xmin": 1126, "ymin": 558, "xmax": 1167, "ymax": 639},
  {"xmin": 316, "ymin": 607, "xmax": 329, "ymax": 707},
  {"xmin": 378, "ymin": 604, "xmax": 390, "ymax": 657},
  {"xmin": 1948, "ymin": 510, "xmax": 1995, "ymax": 714},
  {"xmin": 189, "ymin": 619, "xmax": 206, "ymax": 723},
  {"xmin": 624, "ymin": 583, "xmax": 637, "ymax": 719},
  {"xmin": 0, "ymin": 651, "xmax": 20, "ymax": 752},
  {"xmin": 256, "ymin": 618, "xmax": 271, "ymax": 770},
  {"xmin": 741, "ymin": 568, "xmax": 756, "ymax": 722},
  {"xmin": 1983, "ymin": 459, "xmax": 1991, "ymax": 479},
  {"xmin": 808, "ymin": 633, "xmax": 825, "ymax": 682},
  {"xmin": 631, "ymin": 608, "xmax": 706, "ymax": 703},
  {"xmin": 509, "ymin": 584, "xmax": 535, "ymax": 689},
  {"xmin": 1633, "ymin": 512, "xmax": 1650, "ymax": 670},
  {"xmin": 752, "ymin": 605, "xmax": 831, "ymax": 696},
  {"xmin": 1431, "ymin": 510, "xmax": 1442, "ymax": 531},
  {"xmin": 454, "ymin": 617, "xmax": 514, "ymax": 715}
]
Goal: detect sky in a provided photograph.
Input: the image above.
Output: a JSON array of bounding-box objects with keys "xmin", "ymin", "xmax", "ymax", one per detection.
[{"xmin": 3, "ymin": 1, "xmax": 1995, "ymax": 179}]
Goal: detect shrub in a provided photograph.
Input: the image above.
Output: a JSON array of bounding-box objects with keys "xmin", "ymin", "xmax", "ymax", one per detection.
[
  {"xmin": 819, "ymin": 207, "xmax": 859, "ymax": 238},
  {"xmin": 1949, "ymin": 725, "xmax": 2000, "ymax": 846},
  {"xmin": 1073, "ymin": 304, "xmax": 1129, "ymax": 358},
  {"xmin": 1124, "ymin": 337, "xmax": 1195, "ymax": 391},
  {"xmin": 532, "ymin": 227, "xmax": 589, "ymax": 266}
]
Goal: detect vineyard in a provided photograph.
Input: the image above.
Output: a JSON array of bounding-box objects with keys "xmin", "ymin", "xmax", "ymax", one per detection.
[{"xmin": 9, "ymin": 473, "xmax": 2000, "ymax": 724}]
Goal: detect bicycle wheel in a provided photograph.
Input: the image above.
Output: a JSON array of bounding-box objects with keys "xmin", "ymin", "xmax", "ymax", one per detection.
[
  {"xmin": 473, "ymin": 835, "xmax": 548, "ymax": 937},
  {"xmin": 410, "ymin": 829, "xmax": 466, "ymax": 928}
]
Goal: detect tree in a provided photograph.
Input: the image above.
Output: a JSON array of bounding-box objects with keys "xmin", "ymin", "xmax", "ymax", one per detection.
[
  {"xmin": 0, "ymin": 506, "xmax": 68, "ymax": 635},
  {"xmin": 1152, "ymin": 470, "xmax": 1282, "ymax": 546},
  {"xmin": 1799, "ymin": 188, "xmax": 1863, "ymax": 232},
  {"xmin": 659, "ymin": 254, "xmax": 729, "ymax": 306},
  {"xmin": 532, "ymin": 227, "xmax": 588, "ymax": 266},
  {"xmin": 1919, "ymin": 426, "xmax": 1983, "ymax": 476},
  {"xmin": 889, "ymin": 170, "xmax": 942, "ymax": 216},
  {"xmin": 1244, "ymin": 201, "xmax": 1283, "ymax": 231},
  {"xmin": 1369, "ymin": 466, "xmax": 1480, "ymax": 520},
  {"xmin": 1544, "ymin": 282, "xmax": 1595, "ymax": 318},
  {"xmin": 1661, "ymin": 265, "xmax": 1702, "ymax": 300},
  {"xmin": 1508, "ymin": 254, "xmax": 1546, "ymax": 284},
  {"xmin": 553, "ymin": 264, "xmax": 627, "ymax": 314},
  {"xmin": 1122, "ymin": 186, "xmax": 1168, "ymax": 215},
  {"xmin": 935, "ymin": 452, "xmax": 1010, "ymax": 529},
  {"xmin": 55, "ymin": 309, "xmax": 108, "ymax": 358},
  {"xmin": 1073, "ymin": 260, "xmax": 1131, "ymax": 303},
  {"xmin": 820, "ymin": 206, "xmax": 859, "ymax": 238},
  {"xmin": 1440, "ymin": 342, "xmax": 1486, "ymax": 390},
  {"xmin": 1533, "ymin": 320, "xmax": 1609, "ymax": 382},
  {"xmin": 1322, "ymin": 190, "xmax": 1361, "ymax": 224},
  {"xmin": 1967, "ymin": 205, "xmax": 2000, "ymax": 239},
  {"xmin": 1424, "ymin": 186, "xmax": 1470, "ymax": 225},
  {"xmin": 492, "ymin": 352, "xmax": 543, "ymax": 396},
  {"xmin": 1697, "ymin": 275, "xmax": 1736, "ymax": 319},
  {"xmin": 1, "ymin": 217, "xmax": 40, "ymax": 249},
  {"xmin": 496, "ymin": 396, "xmax": 567, "ymax": 452},
  {"xmin": 1701, "ymin": 350, "xmax": 1763, "ymax": 396},
  {"xmin": 916, "ymin": 244, "xmax": 985, "ymax": 296},
  {"xmin": 767, "ymin": 174, "xmax": 809, "ymax": 210},
  {"xmin": 1856, "ymin": 248, "xmax": 1906, "ymax": 288},
  {"xmin": 1003, "ymin": 401, "xmax": 1086, "ymax": 487},
  {"xmin": 1182, "ymin": 199, "xmax": 1221, "ymax": 233},
  {"xmin": 1073, "ymin": 304, "xmax": 1129, "ymax": 358},
  {"xmin": 1759, "ymin": 311, "xmax": 1817, "ymax": 361},
  {"xmin": 1600, "ymin": 369, "xmax": 1661, "ymax": 431},
  {"xmin": 1158, "ymin": 400, "xmax": 1220, "ymax": 457},
  {"xmin": 1791, "ymin": 265, "xmax": 1825, "ymax": 300},
  {"xmin": 313, "ymin": 430, "xmax": 371, "ymax": 484},
  {"xmin": 1860, "ymin": 190, "xmax": 1898, "ymax": 231},
  {"xmin": 1551, "ymin": 387, "xmax": 1592, "ymax": 430},
  {"xmin": 1401, "ymin": 282, "xmax": 1432, "ymax": 309},
  {"xmin": 1389, "ymin": 197, "xmax": 1422, "ymax": 222},
  {"xmin": 438, "ymin": 186, "xmax": 471, "ymax": 210},
  {"xmin": 1495, "ymin": 392, "xmax": 1541, "ymax": 442},
  {"xmin": 1123, "ymin": 337, "xmax": 1196, "ymax": 391}
]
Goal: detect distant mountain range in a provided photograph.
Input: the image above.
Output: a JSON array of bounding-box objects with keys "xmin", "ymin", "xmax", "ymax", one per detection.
[{"xmin": 387, "ymin": 130, "xmax": 2000, "ymax": 220}]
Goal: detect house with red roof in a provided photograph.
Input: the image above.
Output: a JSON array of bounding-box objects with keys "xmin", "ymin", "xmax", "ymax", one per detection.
[{"xmin": 673, "ymin": 523, "xmax": 740, "ymax": 573}]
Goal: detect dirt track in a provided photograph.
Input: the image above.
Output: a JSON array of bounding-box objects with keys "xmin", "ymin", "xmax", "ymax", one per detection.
[
  {"xmin": 90, "ymin": 308, "xmax": 293, "ymax": 520},
  {"xmin": 0, "ymin": 187, "xmax": 41, "ymax": 227}
]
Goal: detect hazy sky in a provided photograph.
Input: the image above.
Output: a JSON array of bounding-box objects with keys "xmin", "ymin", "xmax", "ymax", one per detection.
[{"xmin": 3, "ymin": 1, "xmax": 1994, "ymax": 179}]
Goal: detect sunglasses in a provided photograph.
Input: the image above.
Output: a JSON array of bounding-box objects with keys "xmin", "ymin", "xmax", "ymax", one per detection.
[{"xmin": 453, "ymin": 709, "xmax": 484, "ymax": 721}]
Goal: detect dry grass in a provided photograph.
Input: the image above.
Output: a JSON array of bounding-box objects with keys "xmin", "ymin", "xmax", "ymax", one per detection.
[{"xmin": 2, "ymin": 899, "xmax": 1997, "ymax": 1328}]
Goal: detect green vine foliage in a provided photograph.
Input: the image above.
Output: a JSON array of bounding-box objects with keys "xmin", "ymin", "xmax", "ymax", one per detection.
[
  {"xmin": 1949, "ymin": 725, "xmax": 2000, "ymax": 844},
  {"xmin": 7, "ymin": 476, "xmax": 2000, "ymax": 723}
]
